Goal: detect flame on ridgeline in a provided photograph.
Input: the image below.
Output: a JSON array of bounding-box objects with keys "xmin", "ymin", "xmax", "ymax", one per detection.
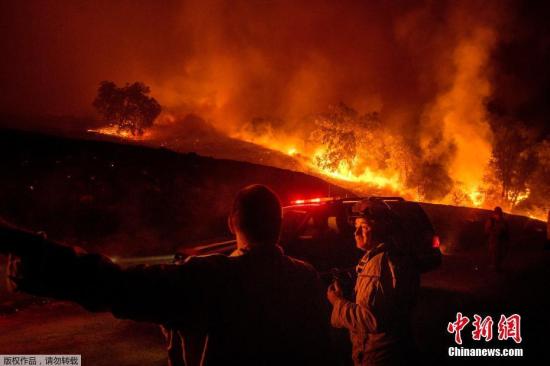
[
  {"xmin": 230, "ymin": 127, "xmax": 532, "ymax": 213},
  {"xmin": 88, "ymin": 114, "xmax": 537, "ymax": 220},
  {"xmin": 87, "ymin": 126, "xmax": 151, "ymax": 140}
]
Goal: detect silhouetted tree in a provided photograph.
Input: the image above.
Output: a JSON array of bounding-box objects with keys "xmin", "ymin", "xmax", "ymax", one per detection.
[
  {"xmin": 490, "ymin": 120, "xmax": 538, "ymax": 208},
  {"xmin": 93, "ymin": 81, "xmax": 161, "ymax": 136},
  {"xmin": 514, "ymin": 139, "xmax": 550, "ymax": 216}
]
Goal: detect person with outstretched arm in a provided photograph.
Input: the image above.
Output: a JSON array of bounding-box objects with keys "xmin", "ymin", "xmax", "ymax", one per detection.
[{"xmin": 1, "ymin": 184, "xmax": 332, "ymax": 365}]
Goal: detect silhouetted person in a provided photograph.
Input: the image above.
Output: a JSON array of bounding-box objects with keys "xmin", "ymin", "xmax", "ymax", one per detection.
[
  {"xmin": 160, "ymin": 253, "xmax": 189, "ymax": 366},
  {"xmin": 485, "ymin": 206, "xmax": 509, "ymax": 272},
  {"xmin": 1, "ymin": 184, "xmax": 332, "ymax": 365},
  {"xmin": 327, "ymin": 212, "xmax": 419, "ymax": 366},
  {"xmin": 546, "ymin": 209, "xmax": 550, "ymax": 250},
  {"xmin": 161, "ymin": 324, "xmax": 185, "ymax": 366}
]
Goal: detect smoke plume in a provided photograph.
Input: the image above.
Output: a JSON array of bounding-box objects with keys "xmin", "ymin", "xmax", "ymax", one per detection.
[{"xmin": 1, "ymin": 0, "xmax": 537, "ymax": 202}]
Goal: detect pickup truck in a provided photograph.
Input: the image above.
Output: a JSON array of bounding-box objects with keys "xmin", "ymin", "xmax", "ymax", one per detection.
[{"xmin": 119, "ymin": 196, "xmax": 442, "ymax": 279}]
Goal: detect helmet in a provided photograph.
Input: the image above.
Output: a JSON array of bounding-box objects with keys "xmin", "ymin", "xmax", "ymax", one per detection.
[{"xmin": 352, "ymin": 198, "xmax": 411, "ymax": 255}]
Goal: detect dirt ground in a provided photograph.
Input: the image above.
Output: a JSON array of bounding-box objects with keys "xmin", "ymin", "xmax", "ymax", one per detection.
[{"xmin": 1, "ymin": 235, "xmax": 548, "ymax": 365}]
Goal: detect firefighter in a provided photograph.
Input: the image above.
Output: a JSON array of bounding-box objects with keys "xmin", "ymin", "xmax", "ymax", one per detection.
[
  {"xmin": 485, "ymin": 206, "xmax": 509, "ymax": 272},
  {"xmin": 326, "ymin": 208, "xmax": 419, "ymax": 366},
  {"xmin": 1, "ymin": 184, "xmax": 332, "ymax": 365}
]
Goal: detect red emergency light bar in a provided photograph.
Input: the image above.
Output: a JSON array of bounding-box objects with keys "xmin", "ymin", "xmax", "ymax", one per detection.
[
  {"xmin": 432, "ymin": 235, "xmax": 441, "ymax": 248},
  {"xmin": 290, "ymin": 197, "xmax": 339, "ymax": 205}
]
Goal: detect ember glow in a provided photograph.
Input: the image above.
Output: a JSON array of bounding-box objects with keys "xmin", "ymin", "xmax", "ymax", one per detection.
[{"xmin": 87, "ymin": 126, "xmax": 151, "ymax": 140}]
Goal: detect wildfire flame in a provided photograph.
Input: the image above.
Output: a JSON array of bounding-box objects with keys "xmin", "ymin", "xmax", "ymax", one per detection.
[
  {"xmin": 311, "ymin": 147, "xmax": 401, "ymax": 190},
  {"xmin": 228, "ymin": 122, "xmax": 539, "ymax": 219},
  {"xmin": 467, "ymin": 189, "xmax": 484, "ymax": 208},
  {"xmin": 88, "ymin": 121, "xmax": 542, "ymax": 221},
  {"xmin": 87, "ymin": 126, "xmax": 151, "ymax": 140}
]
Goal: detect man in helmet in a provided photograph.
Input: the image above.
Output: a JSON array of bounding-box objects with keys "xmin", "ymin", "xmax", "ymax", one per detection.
[
  {"xmin": 326, "ymin": 202, "xmax": 419, "ymax": 366},
  {"xmin": 1, "ymin": 184, "xmax": 331, "ymax": 365}
]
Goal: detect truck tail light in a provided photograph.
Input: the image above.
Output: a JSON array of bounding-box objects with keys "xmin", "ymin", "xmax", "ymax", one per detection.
[
  {"xmin": 432, "ymin": 235, "xmax": 440, "ymax": 248},
  {"xmin": 290, "ymin": 196, "xmax": 338, "ymax": 205}
]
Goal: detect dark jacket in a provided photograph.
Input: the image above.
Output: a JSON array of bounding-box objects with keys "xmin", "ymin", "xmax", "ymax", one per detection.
[{"xmin": 6, "ymin": 234, "xmax": 332, "ymax": 365}]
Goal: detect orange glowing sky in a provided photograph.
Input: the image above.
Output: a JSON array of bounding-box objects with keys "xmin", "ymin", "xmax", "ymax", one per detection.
[{"xmin": 1, "ymin": 0, "xmax": 549, "ymax": 216}]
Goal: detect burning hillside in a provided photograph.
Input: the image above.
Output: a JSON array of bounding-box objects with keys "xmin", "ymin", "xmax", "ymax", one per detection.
[
  {"xmin": 85, "ymin": 105, "xmax": 548, "ymax": 222},
  {"xmin": 3, "ymin": 0, "xmax": 549, "ymax": 220}
]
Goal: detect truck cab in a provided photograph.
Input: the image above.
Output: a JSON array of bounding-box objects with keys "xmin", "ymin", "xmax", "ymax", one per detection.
[
  {"xmin": 174, "ymin": 196, "xmax": 442, "ymax": 276},
  {"xmin": 281, "ymin": 196, "xmax": 442, "ymax": 274}
]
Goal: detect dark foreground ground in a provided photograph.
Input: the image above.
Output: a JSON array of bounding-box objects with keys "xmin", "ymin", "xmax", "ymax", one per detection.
[
  {"xmin": 0, "ymin": 127, "xmax": 349, "ymax": 257},
  {"xmin": 416, "ymin": 240, "xmax": 550, "ymax": 364},
  {"xmin": 1, "ymin": 233, "xmax": 548, "ymax": 365},
  {"xmin": 1, "ymin": 128, "xmax": 548, "ymax": 364}
]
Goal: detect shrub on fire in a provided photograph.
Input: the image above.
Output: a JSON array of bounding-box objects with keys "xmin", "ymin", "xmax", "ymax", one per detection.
[{"xmin": 308, "ymin": 103, "xmax": 383, "ymax": 173}]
